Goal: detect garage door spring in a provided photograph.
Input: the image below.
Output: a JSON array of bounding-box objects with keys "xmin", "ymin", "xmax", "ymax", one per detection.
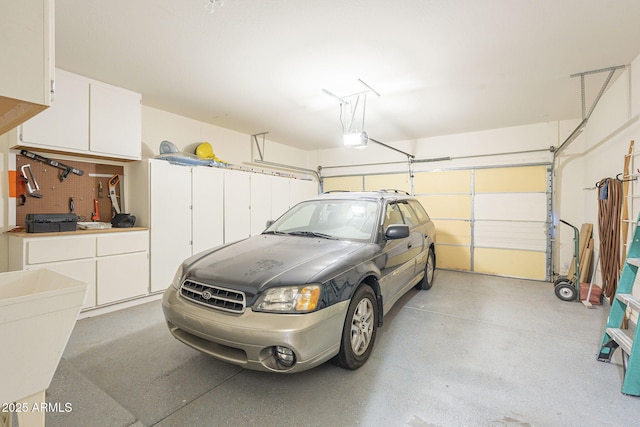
[{"xmin": 597, "ymin": 177, "xmax": 623, "ymax": 299}]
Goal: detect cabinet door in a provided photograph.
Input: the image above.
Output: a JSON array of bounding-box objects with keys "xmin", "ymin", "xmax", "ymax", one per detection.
[
  {"xmin": 224, "ymin": 169, "xmax": 251, "ymax": 243},
  {"xmin": 250, "ymin": 174, "xmax": 273, "ymax": 236},
  {"xmin": 0, "ymin": 0, "xmax": 52, "ymax": 105},
  {"xmin": 271, "ymin": 177, "xmax": 291, "ymax": 221},
  {"xmin": 0, "ymin": 0, "xmax": 53, "ymax": 134},
  {"xmin": 96, "ymin": 252, "xmax": 148, "ymax": 305},
  {"xmin": 192, "ymin": 167, "xmax": 224, "ymax": 254},
  {"xmin": 150, "ymin": 161, "xmax": 192, "ymax": 292},
  {"xmin": 290, "ymin": 179, "xmax": 318, "ymax": 207},
  {"xmin": 89, "ymin": 82, "xmax": 141, "ymax": 159},
  {"xmin": 21, "ymin": 70, "xmax": 89, "ymax": 152}
]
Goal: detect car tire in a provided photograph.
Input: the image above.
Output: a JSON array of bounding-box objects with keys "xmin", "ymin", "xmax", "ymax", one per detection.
[
  {"xmin": 416, "ymin": 245, "xmax": 435, "ymax": 290},
  {"xmin": 334, "ymin": 284, "xmax": 378, "ymax": 370}
]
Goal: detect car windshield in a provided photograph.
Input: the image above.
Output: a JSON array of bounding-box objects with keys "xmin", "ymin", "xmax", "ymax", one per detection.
[{"xmin": 264, "ymin": 199, "xmax": 379, "ymax": 242}]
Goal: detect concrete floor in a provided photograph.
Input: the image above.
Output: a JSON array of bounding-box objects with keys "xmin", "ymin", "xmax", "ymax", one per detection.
[{"xmin": 34, "ymin": 270, "xmax": 639, "ymax": 426}]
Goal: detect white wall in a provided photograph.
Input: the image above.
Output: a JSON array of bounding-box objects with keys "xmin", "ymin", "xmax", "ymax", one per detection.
[
  {"xmin": 561, "ymin": 54, "xmax": 640, "ymax": 289},
  {"xmin": 141, "ymin": 106, "xmax": 315, "ymax": 177}
]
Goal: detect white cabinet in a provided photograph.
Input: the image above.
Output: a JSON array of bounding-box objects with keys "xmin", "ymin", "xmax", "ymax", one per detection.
[
  {"xmin": 192, "ymin": 166, "xmax": 224, "ymax": 253},
  {"xmin": 0, "ymin": 0, "xmax": 54, "ymax": 135},
  {"xmin": 8, "ymin": 230, "xmax": 149, "ymax": 310},
  {"xmin": 250, "ymin": 174, "xmax": 273, "ymax": 236},
  {"xmin": 225, "ymin": 169, "xmax": 251, "ymax": 243},
  {"xmin": 89, "ymin": 82, "xmax": 142, "ymax": 159},
  {"xmin": 97, "ymin": 252, "xmax": 148, "ymax": 305},
  {"xmin": 20, "ymin": 70, "xmax": 89, "ymax": 151},
  {"xmin": 291, "ymin": 179, "xmax": 318, "ymax": 205},
  {"xmin": 148, "ymin": 160, "xmax": 226, "ymax": 292},
  {"xmin": 249, "ymin": 174, "xmax": 315, "ymax": 236},
  {"xmin": 13, "ymin": 69, "xmax": 142, "ymax": 160},
  {"xmin": 249, "ymin": 175, "xmax": 318, "ymax": 236},
  {"xmin": 149, "ymin": 161, "xmax": 193, "ymax": 293}
]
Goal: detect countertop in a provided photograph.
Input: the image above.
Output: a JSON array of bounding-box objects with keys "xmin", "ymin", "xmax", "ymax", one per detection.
[{"xmin": 6, "ymin": 227, "xmax": 148, "ymax": 238}]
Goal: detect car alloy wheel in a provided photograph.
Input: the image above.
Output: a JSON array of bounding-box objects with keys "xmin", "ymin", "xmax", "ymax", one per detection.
[
  {"xmin": 351, "ymin": 296, "xmax": 374, "ymax": 356},
  {"xmin": 334, "ymin": 284, "xmax": 378, "ymax": 370}
]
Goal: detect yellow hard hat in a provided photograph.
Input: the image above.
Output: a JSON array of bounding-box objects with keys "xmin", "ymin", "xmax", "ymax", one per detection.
[{"xmin": 196, "ymin": 142, "xmax": 215, "ymax": 159}]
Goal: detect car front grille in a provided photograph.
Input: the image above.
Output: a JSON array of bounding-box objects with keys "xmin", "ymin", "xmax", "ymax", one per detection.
[{"xmin": 180, "ymin": 279, "xmax": 246, "ymax": 314}]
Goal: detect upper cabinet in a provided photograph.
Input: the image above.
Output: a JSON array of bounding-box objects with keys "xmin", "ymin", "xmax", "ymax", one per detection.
[
  {"xmin": 14, "ymin": 69, "xmax": 142, "ymax": 161},
  {"xmin": 0, "ymin": 0, "xmax": 54, "ymax": 136},
  {"xmin": 89, "ymin": 81, "xmax": 142, "ymax": 159},
  {"xmin": 20, "ymin": 70, "xmax": 89, "ymax": 152}
]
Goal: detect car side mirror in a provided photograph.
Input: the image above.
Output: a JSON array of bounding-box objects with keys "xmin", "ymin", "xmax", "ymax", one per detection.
[{"xmin": 385, "ymin": 224, "xmax": 410, "ymax": 239}]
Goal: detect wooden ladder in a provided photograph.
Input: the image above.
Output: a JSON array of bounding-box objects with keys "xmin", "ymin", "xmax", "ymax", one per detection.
[{"xmin": 597, "ymin": 211, "xmax": 640, "ymax": 396}]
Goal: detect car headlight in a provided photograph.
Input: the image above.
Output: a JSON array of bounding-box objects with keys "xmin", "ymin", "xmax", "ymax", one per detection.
[
  {"xmin": 253, "ymin": 285, "xmax": 321, "ymax": 313},
  {"xmin": 171, "ymin": 264, "xmax": 184, "ymax": 290}
]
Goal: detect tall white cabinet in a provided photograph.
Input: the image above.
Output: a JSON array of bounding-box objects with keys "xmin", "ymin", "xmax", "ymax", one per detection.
[{"xmin": 148, "ymin": 160, "xmax": 224, "ymax": 292}]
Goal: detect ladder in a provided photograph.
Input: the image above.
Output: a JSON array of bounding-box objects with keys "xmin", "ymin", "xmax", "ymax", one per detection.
[{"xmin": 597, "ymin": 212, "xmax": 640, "ymax": 396}]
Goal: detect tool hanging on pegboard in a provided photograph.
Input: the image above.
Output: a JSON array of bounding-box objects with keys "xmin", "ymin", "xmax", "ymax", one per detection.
[
  {"xmin": 108, "ymin": 174, "xmax": 121, "ymax": 215},
  {"xmin": 20, "ymin": 164, "xmax": 43, "ymax": 199},
  {"xmin": 19, "ymin": 149, "xmax": 84, "ymax": 182}
]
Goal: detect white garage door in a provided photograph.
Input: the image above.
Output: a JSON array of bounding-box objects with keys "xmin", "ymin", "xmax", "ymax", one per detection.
[{"xmin": 415, "ymin": 165, "xmax": 551, "ymax": 280}]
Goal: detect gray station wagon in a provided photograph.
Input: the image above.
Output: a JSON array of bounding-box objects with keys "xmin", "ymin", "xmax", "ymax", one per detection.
[{"xmin": 162, "ymin": 190, "xmax": 436, "ymax": 373}]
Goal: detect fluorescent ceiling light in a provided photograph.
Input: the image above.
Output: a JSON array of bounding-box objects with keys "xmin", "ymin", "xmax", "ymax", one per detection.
[{"xmin": 343, "ymin": 131, "xmax": 368, "ymax": 148}]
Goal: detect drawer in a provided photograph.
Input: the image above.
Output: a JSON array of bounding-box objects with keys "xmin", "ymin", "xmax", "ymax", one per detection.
[
  {"xmin": 27, "ymin": 236, "xmax": 96, "ymax": 264},
  {"xmin": 97, "ymin": 231, "xmax": 149, "ymax": 256}
]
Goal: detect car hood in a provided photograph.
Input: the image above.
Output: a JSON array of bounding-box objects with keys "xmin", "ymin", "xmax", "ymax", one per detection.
[{"xmin": 186, "ymin": 234, "xmax": 370, "ymax": 294}]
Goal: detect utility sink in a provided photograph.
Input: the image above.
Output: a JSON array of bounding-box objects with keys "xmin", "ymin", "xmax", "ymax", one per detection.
[{"xmin": 0, "ymin": 269, "xmax": 87, "ymax": 426}]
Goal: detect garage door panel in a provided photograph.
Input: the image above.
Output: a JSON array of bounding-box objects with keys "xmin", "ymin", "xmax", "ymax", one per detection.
[
  {"xmin": 323, "ymin": 176, "xmax": 363, "ymax": 192},
  {"xmin": 365, "ymin": 174, "xmax": 410, "ymax": 192},
  {"xmin": 417, "ymin": 195, "xmax": 471, "ymax": 219},
  {"xmin": 475, "ymin": 221, "xmax": 547, "ymax": 251},
  {"xmin": 475, "ymin": 193, "xmax": 547, "ymax": 221},
  {"xmin": 475, "ymin": 166, "xmax": 547, "ymax": 193},
  {"xmin": 414, "ymin": 170, "xmax": 471, "ymax": 194},
  {"xmin": 474, "ymin": 248, "xmax": 546, "ymax": 280},
  {"xmin": 436, "ymin": 245, "xmax": 471, "ymax": 271},
  {"xmin": 433, "ymin": 219, "xmax": 471, "ymax": 245}
]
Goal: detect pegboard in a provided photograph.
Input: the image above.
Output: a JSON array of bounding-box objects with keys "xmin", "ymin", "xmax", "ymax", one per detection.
[{"xmin": 15, "ymin": 153, "xmax": 124, "ymax": 227}]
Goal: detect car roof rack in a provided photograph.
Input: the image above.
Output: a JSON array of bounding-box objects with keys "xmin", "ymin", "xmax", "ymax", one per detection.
[{"xmin": 379, "ymin": 189, "xmax": 410, "ymax": 195}]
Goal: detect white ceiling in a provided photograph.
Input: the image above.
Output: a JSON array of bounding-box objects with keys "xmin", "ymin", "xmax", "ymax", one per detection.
[{"xmin": 55, "ymin": 0, "xmax": 640, "ymax": 151}]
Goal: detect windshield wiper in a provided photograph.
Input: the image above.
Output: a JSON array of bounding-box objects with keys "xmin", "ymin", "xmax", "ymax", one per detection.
[
  {"xmin": 287, "ymin": 231, "xmax": 337, "ymax": 239},
  {"xmin": 262, "ymin": 230, "xmax": 287, "ymax": 235}
]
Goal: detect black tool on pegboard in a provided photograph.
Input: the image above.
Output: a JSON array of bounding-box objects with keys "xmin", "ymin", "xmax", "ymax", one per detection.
[{"xmin": 19, "ymin": 149, "xmax": 84, "ymax": 182}]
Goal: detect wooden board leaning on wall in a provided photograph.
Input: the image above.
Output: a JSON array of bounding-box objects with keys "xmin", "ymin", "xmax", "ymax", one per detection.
[{"xmin": 15, "ymin": 154, "xmax": 124, "ymax": 227}]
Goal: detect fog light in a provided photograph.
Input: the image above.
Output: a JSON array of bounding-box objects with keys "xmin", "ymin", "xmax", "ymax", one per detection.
[{"xmin": 274, "ymin": 346, "xmax": 296, "ymax": 367}]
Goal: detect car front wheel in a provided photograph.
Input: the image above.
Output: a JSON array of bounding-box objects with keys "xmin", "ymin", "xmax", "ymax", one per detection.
[{"xmin": 334, "ymin": 284, "xmax": 378, "ymax": 370}]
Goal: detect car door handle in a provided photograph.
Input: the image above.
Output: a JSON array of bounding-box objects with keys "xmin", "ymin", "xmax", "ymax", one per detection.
[{"xmin": 407, "ymin": 242, "xmax": 412, "ymax": 249}]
